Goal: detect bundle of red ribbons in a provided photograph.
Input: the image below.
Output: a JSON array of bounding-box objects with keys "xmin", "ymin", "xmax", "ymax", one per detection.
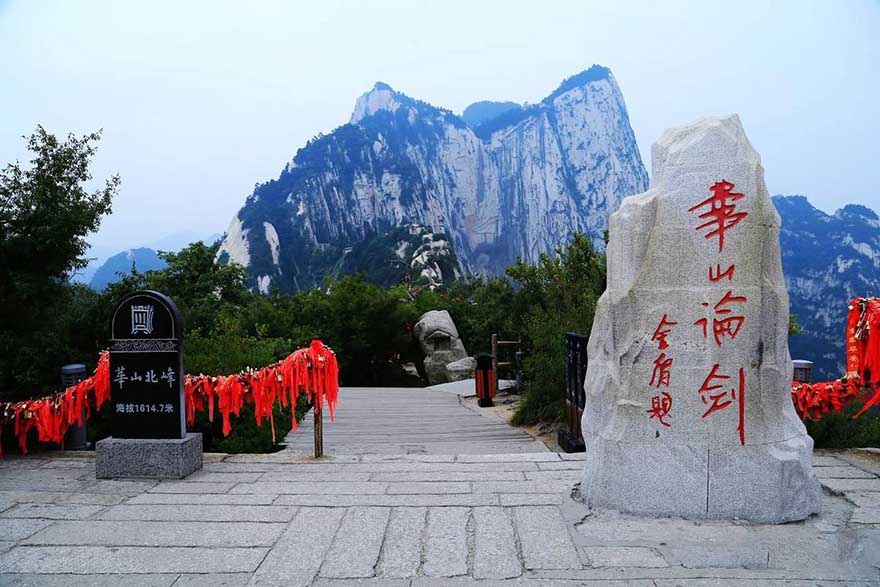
[
  {"xmin": 0, "ymin": 339, "xmax": 338, "ymax": 456},
  {"xmin": 790, "ymin": 297, "xmax": 880, "ymax": 420}
]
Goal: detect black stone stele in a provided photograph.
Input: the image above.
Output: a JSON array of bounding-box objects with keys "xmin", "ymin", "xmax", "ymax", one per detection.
[{"xmin": 109, "ymin": 290, "xmax": 185, "ymax": 439}]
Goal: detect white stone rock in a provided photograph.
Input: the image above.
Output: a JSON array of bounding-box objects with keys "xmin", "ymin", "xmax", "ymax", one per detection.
[
  {"xmin": 413, "ymin": 310, "xmax": 469, "ymax": 385},
  {"xmin": 445, "ymin": 357, "xmax": 476, "ymax": 382},
  {"xmin": 581, "ymin": 115, "xmax": 821, "ymax": 523}
]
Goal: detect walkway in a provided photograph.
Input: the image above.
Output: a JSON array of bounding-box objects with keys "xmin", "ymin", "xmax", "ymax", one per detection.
[
  {"xmin": 285, "ymin": 386, "xmax": 547, "ymax": 455},
  {"xmin": 0, "ymin": 386, "xmax": 877, "ymax": 585}
]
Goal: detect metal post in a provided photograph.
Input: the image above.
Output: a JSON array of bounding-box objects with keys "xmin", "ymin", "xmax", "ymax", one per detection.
[
  {"xmin": 792, "ymin": 360, "xmax": 813, "ymax": 383},
  {"xmin": 314, "ymin": 406, "xmax": 324, "ymax": 458},
  {"xmin": 61, "ymin": 364, "xmax": 89, "ymax": 450}
]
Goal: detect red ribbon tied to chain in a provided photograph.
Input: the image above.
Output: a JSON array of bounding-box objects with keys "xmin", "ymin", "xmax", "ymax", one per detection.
[
  {"xmin": 791, "ymin": 297, "xmax": 880, "ymax": 420},
  {"xmin": 0, "ymin": 340, "xmax": 339, "ymax": 456}
]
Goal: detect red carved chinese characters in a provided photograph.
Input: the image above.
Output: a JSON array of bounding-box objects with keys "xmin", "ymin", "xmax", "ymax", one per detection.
[
  {"xmin": 647, "ymin": 391, "xmax": 673, "ymax": 427},
  {"xmin": 647, "ymin": 314, "xmax": 678, "ymax": 427},
  {"xmin": 695, "ymin": 290, "xmax": 748, "ymax": 347},
  {"xmin": 651, "ymin": 314, "xmax": 678, "ymax": 350},
  {"xmin": 708, "ymin": 263, "xmax": 735, "ymax": 283},
  {"xmin": 697, "ymin": 364, "xmax": 746, "ymax": 445},
  {"xmin": 688, "ymin": 180, "xmax": 748, "ymax": 253},
  {"xmin": 650, "ymin": 353, "xmax": 673, "ymax": 387},
  {"xmin": 691, "ymin": 180, "xmax": 749, "ymax": 445}
]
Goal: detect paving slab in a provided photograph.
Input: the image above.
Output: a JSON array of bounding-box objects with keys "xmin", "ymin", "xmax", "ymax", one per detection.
[
  {"xmin": 249, "ymin": 507, "xmax": 345, "ymax": 587},
  {"xmin": 500, "ymin": 493, "xmax": 565, "ymax": 506},
  {"xmin": 126, "ymin": 493, "xmax": 278, "ymax": 505},
  {"xmin": 820, "ymin": 478, "xmax": 880, "ymax": 493},
  {"xmin": 377, "ymin": 506, "xmax": 426, "ymax": 578},
  {"xmin": 851, "ymin": 507, "xmax": 880, "ymax": 524},
  {"xmin": 231, "ymin": 481, "xmax": 388, "ymax": 495},
  {"xmin": 172, "ymin": 574, "xmax": 251, "ymax": 587},
  {"xmin": 98, "ymin": 504, "xmax": 297, "ymax": 522},
  {"xmin": 274, "ymin": 493, "xmax": 499, "ymax": 507},
  {"xmin": 0, "ymin": 503, "xmax": 106, "ymax": 520},
  {"xmin": 179, "ymin": 472, "xmax": 264, "ymax": 483},
  {"xmin": 473, "ymin": 480, "xmax": 572, "ymax": 494},
  {"xmin": 0, "ymin": 574, "xmax": 175, "ymax": 586},
  {"xmin": 387, "ymin": 482, "xmax": 471, "ymax": 494},
  {"xmin": 148, "ymin": 481, "xmax": 237, "ymax": 494},
  {"xmin": 473, "ymin": 507, "xmax": 521, "ymax": 579},
  {"xmin": 0, "ymin": 519, "xmax": 55, "ymax": 542},
  {"xmin": 82, "ymin": 479, "xmax": 158, "ymax": 495},
  {"xmin": 0, "ymin": 545, "xmax": 268, "ymax": 574},
  {"xmin": 0, "ymin": 490, "xmax": 125, "ymax": 506},
  {"xmin": 514, "ymin": 506, "xmax": 581, "ymax": 570},
  {"xmin": 422, "ymin": 507, "xmax": 470, "ymax": 577},
  {"xmin": 320, "ymin": 507, "xmax": 390, "ymax": 578},
  {"xmin": 21, "ymin": 520, "xmax": 286, "ymax": 547},
  {"xmin": 814, "ymin": 466, "xmax": 877, "ymax": 479},
  {"xmin": 844, "ymin": 491, "xmax": 880, "ymax": 508},
  {"xmin": 583, "ymin": 546, "xmax": 668, "ymax": 568}
]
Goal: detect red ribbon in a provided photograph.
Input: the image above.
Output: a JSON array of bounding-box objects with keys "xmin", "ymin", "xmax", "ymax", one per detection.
[
  {"xmin": 0, "ymin": 340, "xmax": 339, "ymax": 456},
  {"xmin": 791, "ymin": 296, "xmax": 880, "ymax": 420}
]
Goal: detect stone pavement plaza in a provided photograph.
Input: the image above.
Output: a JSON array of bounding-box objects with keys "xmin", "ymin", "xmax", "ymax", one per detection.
[{"xmin": 0, "ymin": 387, "xmax": 878, "ymax": 586}]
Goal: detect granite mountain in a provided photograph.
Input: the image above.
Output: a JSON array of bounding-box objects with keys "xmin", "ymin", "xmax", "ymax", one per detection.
[{"xmin": 217, "ymin": 66, "xmax": 648, "ymax": 293}]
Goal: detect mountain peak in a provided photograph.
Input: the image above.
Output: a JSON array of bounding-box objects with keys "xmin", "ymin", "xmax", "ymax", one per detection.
[
  {"xmin": 835, "ymin": 203, "xmax": 879, "ymax": 222},
  {"xmin": 350, "ymin": 82, "xmax": 406, "ymax": 124},
  {"xmin": 543, "ymin": 65, "xmax": 612, "ymax": 104}
]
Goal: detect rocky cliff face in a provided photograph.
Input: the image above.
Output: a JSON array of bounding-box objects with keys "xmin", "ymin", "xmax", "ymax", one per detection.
[
  {"xmin": 217, "ymin": 66, "xmax": 648, "ymax": 292},
  {"xmin": 774, "ymin": 195, "xmax": 880, "ymax": 379}
]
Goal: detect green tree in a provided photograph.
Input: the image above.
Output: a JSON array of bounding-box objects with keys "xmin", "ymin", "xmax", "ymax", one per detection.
[
  {"xmin": 506, "ymin": 233, "xmax": 606, "ymax": 425},
  {"xmin": 0, "ymin": 127, "xmax": 118, "ymax": 397}
]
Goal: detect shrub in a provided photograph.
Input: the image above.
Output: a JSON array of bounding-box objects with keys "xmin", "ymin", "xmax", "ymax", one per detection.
[{"xmin": 806, "ymin": 407, "xmax": 880, "ymax": 449}]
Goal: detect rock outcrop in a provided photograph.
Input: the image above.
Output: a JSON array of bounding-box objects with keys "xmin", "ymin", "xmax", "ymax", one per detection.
[
  {"xmin": 581, "ymin": 115, "xmax": 821, "ymax": 523},
  {"xmin": 413, "ymin": 310, "xmax": 469, "ymax": 385}
]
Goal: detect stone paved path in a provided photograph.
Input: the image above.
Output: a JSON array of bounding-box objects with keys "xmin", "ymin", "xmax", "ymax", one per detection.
[
  {"xmin": 0, "ymin": 387, "xmax": 878, "ymax": 585},
  {"xmin": 285, "ymin": 387, "xmax": 548, "ymax": 455}
]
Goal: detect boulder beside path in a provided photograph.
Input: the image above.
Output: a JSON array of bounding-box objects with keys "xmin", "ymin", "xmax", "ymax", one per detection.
[{"xmin": 414, "ymin": 310, "xmax": 469, "ymax": 385}]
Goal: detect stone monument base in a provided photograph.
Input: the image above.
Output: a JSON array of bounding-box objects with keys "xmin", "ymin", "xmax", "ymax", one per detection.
[
  {"xmin": 96, "ymin": 433, "xmax": 202, "ymax": 479},
  {"xmin": 581, "ymin": 434, "xmax": 821, "ymax": 523}
]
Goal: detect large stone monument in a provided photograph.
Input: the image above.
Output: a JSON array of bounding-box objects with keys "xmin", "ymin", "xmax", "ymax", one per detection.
[
  {"xmin": 96, "ymin": 290, "xmax": 202, "ymax": 479},
  {"xmin": 581, "ymin": 115, "xmax": 821, "ymax": 523}
]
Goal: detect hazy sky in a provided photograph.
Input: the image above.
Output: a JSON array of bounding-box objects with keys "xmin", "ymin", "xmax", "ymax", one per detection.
[{"xmin": 1, "ymin": 0, "xmax": 877, "ymax": 251}]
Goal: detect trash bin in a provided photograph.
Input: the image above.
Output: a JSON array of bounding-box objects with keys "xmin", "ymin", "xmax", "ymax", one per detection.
[
  {"xmin": 61, "ymin": 364, "xmax": 89, "ymax": 450},
  {"xmin": 475, "ymin": 353, "xmax": 496, "ymax": 408},
  {"xmin": 792, "ymin": 360, "xmax": 813, "ymax": 384}
]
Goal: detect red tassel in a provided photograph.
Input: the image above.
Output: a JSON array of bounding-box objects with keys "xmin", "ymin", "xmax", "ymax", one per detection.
[{"xmin": 1, "ymin": 342, "xmax": 340, "ymax": 457}]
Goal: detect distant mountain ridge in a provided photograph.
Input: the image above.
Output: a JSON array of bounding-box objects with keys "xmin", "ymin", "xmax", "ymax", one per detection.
[
  {"xmin": 72, "ymin": 231, "xmax": 221, "ymax": 286},
  {"xmin": 774, "ymin": 195, "xmax": 880, "ymax": 379},
  {"xmin": 217, "ymin": 65, "xmax": 648, "ymax": 293},
  {"xmin": 89, "ymin": 248, "xmax": 166, "ymax": 291}
]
